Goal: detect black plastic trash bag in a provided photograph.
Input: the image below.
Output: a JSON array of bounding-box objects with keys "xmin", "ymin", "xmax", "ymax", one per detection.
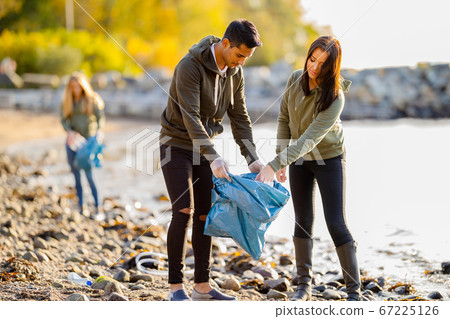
[{"xmin": 204, "ymin": 172, "xmax": 290, "ymax": 259}]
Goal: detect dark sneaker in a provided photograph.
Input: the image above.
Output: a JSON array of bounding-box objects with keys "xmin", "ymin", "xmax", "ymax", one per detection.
[
  {"xmin": 191, "ymin": 288, "xmax": 236, "ymax": 301},
  {"xmin": 168, "ymin": 289, "xmax": 191, "ymax": 301}
]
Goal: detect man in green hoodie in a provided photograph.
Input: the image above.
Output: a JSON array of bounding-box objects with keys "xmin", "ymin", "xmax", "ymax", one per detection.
[{"xmin": 160, "ymin": 19, "xmax": 263, "ymax": 301}]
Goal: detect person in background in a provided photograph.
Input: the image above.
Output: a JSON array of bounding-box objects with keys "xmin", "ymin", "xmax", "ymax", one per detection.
[
  {"xmin": 256, "ymin": 36, "xmax": 363, "ymax": 301},
  {"xmin": 61, "ymin": 72, "xmax": 105, "ymax": 219},
  {"xmin": 159, "ymin": 19, "xmax": 264, "ymax": 301}
]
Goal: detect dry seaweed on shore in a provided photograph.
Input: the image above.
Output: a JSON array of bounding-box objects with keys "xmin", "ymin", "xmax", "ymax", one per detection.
[
  {"xmin": 387, "ymin": 282, "xmax": 416, "ymax": 295},
  {"xmin": 0, "ymin": 257, "xmax": 37, "ymax": 281}
]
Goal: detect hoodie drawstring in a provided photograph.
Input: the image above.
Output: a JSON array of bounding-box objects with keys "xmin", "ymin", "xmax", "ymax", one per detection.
[
  {"xmin": 230, "ymin": 76, "xmax": 234, "ymax": 109},
  {"xmin": 214, "ymin": 74, "xmax": 219, "ymax": 106},
  {"xmin": 214, "ymin": 73, "xmax": 234, "ymax": 109}
]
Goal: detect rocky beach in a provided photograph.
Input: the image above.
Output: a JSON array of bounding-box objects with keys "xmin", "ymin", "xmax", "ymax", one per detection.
[{"xmin": 1, "ymin": 110, "xmax": 449, "ymax": 302}]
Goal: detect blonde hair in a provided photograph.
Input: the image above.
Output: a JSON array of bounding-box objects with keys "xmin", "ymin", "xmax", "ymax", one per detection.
[{"xmin": 62, "ymin": 72, "xmax": 104, "ymax": 118}]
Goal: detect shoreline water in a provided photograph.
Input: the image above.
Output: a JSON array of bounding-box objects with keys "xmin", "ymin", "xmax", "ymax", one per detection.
[{"xmin": 0, "ymin": 109, "xmax": 449, "ymax": 301}]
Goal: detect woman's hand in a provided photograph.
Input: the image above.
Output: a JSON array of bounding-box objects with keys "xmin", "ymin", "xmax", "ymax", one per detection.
[
  {"xmin": 255, "ymin": 165, "xmax": 275, "ymax": 183},
  {"xmin": 276, "ymin": 167, "xmax": 287, "ymax": 183},
  {"xmin": 66, "ymin": 130, "xmax": 77, "ymax": 147}
]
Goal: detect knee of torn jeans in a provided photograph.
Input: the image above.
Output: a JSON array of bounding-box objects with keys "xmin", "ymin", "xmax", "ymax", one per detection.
[{"xmin": 179, "ymin": 207, "xmax": 194, "ymax": 215}]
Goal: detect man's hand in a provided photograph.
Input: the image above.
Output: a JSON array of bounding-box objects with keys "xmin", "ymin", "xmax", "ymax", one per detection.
[
  {"xmin": 210, "ymin": 157, "xmax": 231, "ymax": 182},
  {"xmin": 248, "ymin": 159, "xmax": 264, "ymax": 173},
  {"xmin": 276, "ymin": 167, "xmax": 287, "ymax": 183},
  {"xmin": 255, "ymin": 164, "xmax": 275, "ymax": 184}
]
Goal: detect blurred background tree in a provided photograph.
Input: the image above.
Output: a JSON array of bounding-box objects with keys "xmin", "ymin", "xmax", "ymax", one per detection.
[{"xmin": 0, "ymin": 0, "xmax": 329, "ymax": 76}]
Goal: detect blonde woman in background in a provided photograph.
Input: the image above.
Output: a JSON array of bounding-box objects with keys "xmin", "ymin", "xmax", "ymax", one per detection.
[{"xmin": 61, "ymin": 72, "xmax": 105, "ymax": 218}]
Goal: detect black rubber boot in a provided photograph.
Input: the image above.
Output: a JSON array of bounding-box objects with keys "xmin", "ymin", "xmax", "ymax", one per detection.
[
  {"xmin": 291, "ymin": 237, "xmax": 313, "ymax": 301},
  {"xmin": 336, "ymin": 241, "xmax": 362, "ymax": 301}
]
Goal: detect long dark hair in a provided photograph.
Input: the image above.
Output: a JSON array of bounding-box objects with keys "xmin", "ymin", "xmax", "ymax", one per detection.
[{"xmin": 300, "ymin": 36, "xmax": 342, "ymax": 114}]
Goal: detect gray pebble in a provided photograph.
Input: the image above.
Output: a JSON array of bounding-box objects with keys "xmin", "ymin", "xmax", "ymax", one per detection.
[
  {"xmin": 251, "ymin": 266, "xmax": 279, "ymax": 280},
  {"xmin": 98, "ymin": 258, "xmax": 113, "ymax": 267},
  {"xmin": 54, "ymin": 230, "xmax": 70, "ymax": 241},
  {"xmin": 66, "ymin": 293, "xmax": 89, "ymax": 301},
  {"xmin": 313, "ymin": 285, "xmax": 330, "ymax": 292},
  {"xmin": 76, "ymin": 233, "xmax": 90, "ymax": 242},
  {"xmin": 279, "ymin": 255, "xmax": 294, "ymax": 266},
  {"xmin": 52, "ymin": 281, "xmax": 64, "ymax": 288},
  {"xmin": 102, "ymin": 241, "xmax": 121, "ymax": 252},
  {"xmin": 83, "ymin": 257, "xmax": 99, "ymax": 265},
  {"xmin": 394, "ymin": 286, "xmax": 408, "ymax": 295},
  {"xmin": 221, "ymin": 277, "xmax": 240, "ymax": 291},
  {"xmin": 131, "ymin": 284, "xmax": 146, "ymax": 290},
  {"xmin": 242, "ymin": 270, "xmax": 265, "ymax": 284},
  {"xmin": 66, "ymin": 253, "xmax": 84, "ymax": 263},
  {"xmin": 365, "ymin": 281, "xmax": 382, "ymax": 293},
  {"xmin": 428, "ymin": 291, "xmax": 443, "ymax": 300},
  {"xmin": 44, "ymin": 251, "xmax": 57, "ymax": 261},
  {"xmin": 104, "ymin": 281, "xmax": 123, "ymax": 296},
  {"xmin": 376, "ymin": 276, "xmax": 386, "ymax": 288},
  {"xmin": 323, "ymin": 289, "xmax": 342, "ymax": 300},
  {"xmin": 108, "ymin": 292, "xmax": 128, "ymax": 301},
  {"xmin": 22, "ymin": 251, "xmax": 39, "ymax": 262},
  {"xmin": 34, "ymin": 251, "xmax": 49, "ymax": 262},
  {"xmin": 114, "ymin": 269, "xmax": 131, "ymax": 282},
  {"xmin": 130, "ymin": 274, "xmax": 153, "ymax": 283},
  {"xmin": 263, "ymin": 278, "xmax": 290, "ymax": 292},
  {"xmin": 33, "ymin": 237, "xmax": 48, "ymax": 250},
  {"xmin": 267, "ymin": 289, "xmax": 288, "ymax": 300},
  {"xmin": 326, "ymin": 281, "xmax": 343, "ymax": 288},
  {"xmin": 184, "ymin": 256, "xmax": 195, "ymax": 266},
  {"xmin": 91, "ymin": 277, "xmax": 116, "ymax": 290}
]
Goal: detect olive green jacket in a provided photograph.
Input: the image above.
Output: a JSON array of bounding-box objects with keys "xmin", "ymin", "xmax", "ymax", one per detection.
[{"xmin": 268, "ymin": 70, "xmax": 351, "ymax": 172}]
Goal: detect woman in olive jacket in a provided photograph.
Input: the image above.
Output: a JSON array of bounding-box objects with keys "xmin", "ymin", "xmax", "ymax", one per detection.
[
  {"xmin": 257, "ymin": 36, "xmax": 363, "ymax": 301},
  {"xmin": 61, "ymin": 72, "xmax": 105, "ymax": 217}
]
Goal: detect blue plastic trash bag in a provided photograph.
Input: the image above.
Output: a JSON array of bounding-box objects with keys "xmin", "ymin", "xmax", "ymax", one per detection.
[
  {"xmin": 75, "ymin": 135, "xmax": 104, "ymax": 171},
  {"xmin": 204, "ymin": 172, "xmax": 290, "ymax": 260}
]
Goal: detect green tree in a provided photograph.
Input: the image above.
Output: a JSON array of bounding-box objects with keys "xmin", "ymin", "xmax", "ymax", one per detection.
[
  {"xmin": 0, "ymin": 0, "xmax": 23, "ymax": 20},
  {"xmin": 0, "ymin": 0, "xmax": 325, "ymax": 72}
]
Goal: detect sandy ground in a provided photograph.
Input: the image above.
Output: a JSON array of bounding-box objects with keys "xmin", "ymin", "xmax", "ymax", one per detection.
[{"xmin": 0, "ymin": 109, "xmax": 149, "ymax": 148}]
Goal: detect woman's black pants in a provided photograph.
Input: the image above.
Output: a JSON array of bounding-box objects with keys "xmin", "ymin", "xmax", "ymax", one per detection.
[{"xmin": 289, "ymin": 154, "xmax": 354, "ymax": 247}]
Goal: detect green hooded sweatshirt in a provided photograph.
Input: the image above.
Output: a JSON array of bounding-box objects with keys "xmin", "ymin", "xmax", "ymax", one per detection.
[
  {"xmin": 160, "ymin": 36, "xmax": 259, "ymax": 164},
  {"xmin": 268, "ymin": 70, "xmax": 351, "ymax": 172}
]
